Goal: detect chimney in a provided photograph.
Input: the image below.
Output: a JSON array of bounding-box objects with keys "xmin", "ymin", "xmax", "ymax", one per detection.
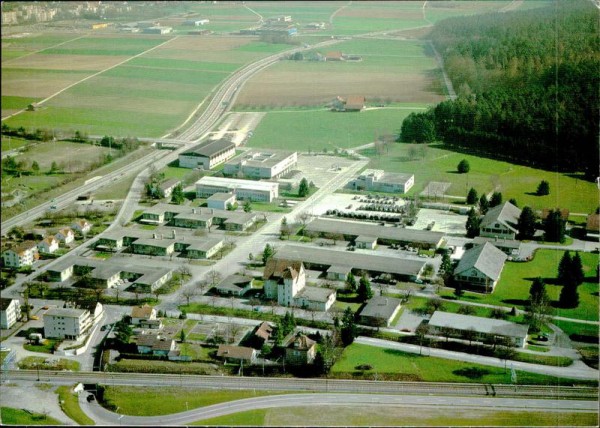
[
  {"xmin": 153, "ymin": 233, "xmax": 157, "ymax": 239},
  {"xmin": 172, "ymin": 229, "xmax": 176, "ymax": 239}
]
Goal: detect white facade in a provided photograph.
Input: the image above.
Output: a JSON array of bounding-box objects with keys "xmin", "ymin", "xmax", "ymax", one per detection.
[
  {"xmin": 37, "ymin": 236, "xmax": 59, "ymax": 254},
  {"xmin": 44, "ymin": 308, "xmax": 92, "ymax": 340},
  {"xmin": 351, "ymin": 169, "xmax": 414, "ymax": 194},
  {"xmin": 207, "ymin": 193, "xmax": 236, "ymax": 211},
  {"xmin": 224, "ymin": 150, "xmax": 297, "ymax": 179},
  {"xmin": 55, "ymin": 228, "xmax": 75, "ymax": 244},
  {"xmin": 0, "ymin": 298, "xmax": 21, "ymax": 329},
  {"xmin": 196, "ymin": 176, "xmax": 279, "ymax": 202},
  {"xmin": 2, "ymin": 244, "xmax": 37, "ymax": 268}
]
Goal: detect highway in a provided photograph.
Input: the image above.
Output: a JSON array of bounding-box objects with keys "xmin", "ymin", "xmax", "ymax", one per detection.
[{"xmin": 0, "ymin": 37, "xmax": 341, "ymax": 236}]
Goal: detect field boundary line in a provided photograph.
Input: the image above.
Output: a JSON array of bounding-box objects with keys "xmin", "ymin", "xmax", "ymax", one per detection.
[
  {"xmin": 330, "ymin": 1, "xmax": 352, "ymax": 24},
  {"xmin": 1, "ymin": 35, "xmax": 181, "ymax": 122},
  {"xmin": 2, "ymin": 33, "xmax": 90, "ymax": 65},
  {"xmin": 244, "ymin": 4, "xmax": 263, "ymax": 23}
]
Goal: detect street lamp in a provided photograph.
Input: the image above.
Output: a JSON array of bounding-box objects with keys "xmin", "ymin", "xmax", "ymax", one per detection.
[{"xmin": 35, "ymin": 363, "xmax": 40, "ymax": 381}]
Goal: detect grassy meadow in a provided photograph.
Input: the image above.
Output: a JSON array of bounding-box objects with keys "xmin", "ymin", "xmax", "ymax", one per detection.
[{"xmin": 0, "ymin": 408, "xmax": 63, "ymax": 426}]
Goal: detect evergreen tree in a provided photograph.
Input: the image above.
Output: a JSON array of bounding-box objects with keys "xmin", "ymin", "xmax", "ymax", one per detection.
[
  {"xmin": 243, "ymin": 200, "xmax": 252, "ymax": 212},
  {"xmin": 559, "ymin": 282, "xmax": 579, "ymax": 308},
  {"xmin": 262, "ymin": 244, "xmax": 275, "ymax": 265},
  {"xmin": 537, "ymin": 180, "xmax": 550, "ymax": 196},
  {"xmin": 543, "ymin": 209, "xmax": 566, "ymax": 243},
  {"xmin": 466, "ymin": 188, "xmax": 478, "ymax": 205},
  {"xmin": 454, "ymin": 281, "xmax": 464, "ymax": 298},
  {"xmin": 457, "ymin": 159, "xmax": 470, "ymax": 174},
  {"xmin": 571, "ymin": 252, "xmax": 584, "ymax": 286},
  {"xmin": 528, "ymin": 277, "xmax": 547, "ymax": 305},
  {"xmin": 345, "ymin": 272, "xmax": 357, "ymax": 293},
  {"xmin": 31, "ymin": 161, "xmax": 40, "ymax": 173},
  {"xmin": 557, "ymin": 251, "xmax": 573, "ymax": 286},
  {"xmin": 340, "ymin": 307, "xmax": 357, "ymax": 346},
  {"xmin": 508, "ymin": 198, "xmax": 518, "ymax": 207},
  {"xmin": 490, "ymin": 192, "xmax": 503, "ymax": 207},
  {"xmin": 298, "ymin": 178, "xmax": 310, "ymax": 197},
  {"xmin": 479, "ymin": 194, "xmax": 490, "ymax": 214},
  {"xmin": 465, "ymin": 208, "xmax": 481, "ymax": 238},
  {"xmin": 517, "ymin": 206, "xmax": 537, "ymax": 240},
  {"xmin": 170, "ymin": 184, "xmax": 185, "ymax": 204},
  {"xmin": 357, "ymin": 275, "xmax": 373, "ymax": 302}
]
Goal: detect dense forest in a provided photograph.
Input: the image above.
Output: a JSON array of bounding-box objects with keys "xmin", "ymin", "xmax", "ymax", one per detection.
[{"xmin": 401, "ymin": 1, "xmax": 599, "ymax": 179}]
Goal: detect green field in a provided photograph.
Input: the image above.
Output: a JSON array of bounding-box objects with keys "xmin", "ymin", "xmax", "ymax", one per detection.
[
  {"xmin": 193, "ymin": 406, "xmax": 597, "ymax": 427},
  {"xmin": 448, "ymin": 250, "xmax": 599, "ymax": 322},
  {"xmin": 0, "ymin": 407, "xmax": 63, "ymax": 426},
  {"xmin": 101, "ymin": 386, "xmax": 291, "ymax": 416},
  {"xmin": 364, "ymin": 143, "xmax": 599, "ymax": 213},
  {"xmin": 40, "ymin": 36, "xmax": 166, "ymax": 56},
  {"xmin": 247, "ymin": 109, "xmax": 419, "ymax": 152},
  {"xmin": 332, "ymin": 343, "xmax": 590, "ymax": 385}
]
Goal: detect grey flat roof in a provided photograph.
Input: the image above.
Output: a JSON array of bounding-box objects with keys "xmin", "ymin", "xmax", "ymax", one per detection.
[
  {"xmin": 185, "ymin": 238, "xmax": 223, "ymax": 252},
  {"xmin": 207, "ymin": 192, "xmax": 235, "ymax": 201},
  {"xmin": 306, "ymin": 217, "xmax": 444, "ymax": 246},
  {"xmin": 182, "ymin": 139, "xmax": 235, "ymax": 158},
  {"xmin": 132, "ymin": 238, "xmax": 175, "ymax": 248},
  {"xmin": 429, "ymin": 311, "xmax": 529, "ymax": 339},
  {"xmin": 226, "ymin": 149, "xmax": 296, "ymax": 168},
  {"xmin": 45, "ymin": 308, "xmax": 87, "ymax": 317},
  {"xmin": 133, "ymin": 267, "xmax": 172, "ymax": 286},
  {"xmin": 359, "ymin": 296, "xmax": 402, "ymax": 319},
  {"xmin": 296, "ymin": 285, "xmax": 335, "ymax": 302},
  {"xmin": 274, "ymin": 244, "xmax": 425, "ymax": 277}
]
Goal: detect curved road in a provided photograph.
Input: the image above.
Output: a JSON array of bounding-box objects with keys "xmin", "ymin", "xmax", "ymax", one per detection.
[{"xmin": 79, "ymin": 392, "xmax": 598, "ymax": 426}]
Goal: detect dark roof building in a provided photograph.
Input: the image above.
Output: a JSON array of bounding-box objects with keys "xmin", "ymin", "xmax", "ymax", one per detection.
[
  {"xmin": 480, "ymin": 202, "xmax": 521, "ymax": 240},
  {"xmin": 358, "ymin": 296, "xmax": 402, "ymax": 327},
  {"xmin": 179, "ymin": 139, "xmax": 236, "ymax": 170},
  {"xmin": 453, "ymin": 242, "xmax": 507, "ymax": 292}
]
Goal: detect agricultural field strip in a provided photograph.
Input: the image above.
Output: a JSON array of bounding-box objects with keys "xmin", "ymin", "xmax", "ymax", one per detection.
[
  {"xmin": 1, "ymin": 34, "xmax": 89, "ymax": 64},
  {"xmin": 1, "ymin": 36, "xmax": 180, "ymax": 121}
]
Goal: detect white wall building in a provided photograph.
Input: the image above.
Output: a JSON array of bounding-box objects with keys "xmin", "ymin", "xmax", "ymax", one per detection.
[
  {"xmin": 44, "ymin": 307, "xmax": 93, "ymax": 340},
  {"xmin": 2, "ymin": 241, "xmax": 38, "ymax": 268},
  {"xmin": 350, "ymin": 169, "xmax": 414, "ymax": 194},
  {"xmin": 0, "ymin": 298, "xmax": 21, "ymax": 329},
  {"xmin": 224, "ymin": 150, "xmax": 297, "ymax": 179},
  {"xmin": 196, "ymin": 176, "xmax": 279, "ymax": 202}
]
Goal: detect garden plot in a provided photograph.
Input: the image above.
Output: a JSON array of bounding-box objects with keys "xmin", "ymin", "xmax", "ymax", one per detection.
[{"xmin": 188, "ymin": 320, "xmax": 251, "ymax": 345}]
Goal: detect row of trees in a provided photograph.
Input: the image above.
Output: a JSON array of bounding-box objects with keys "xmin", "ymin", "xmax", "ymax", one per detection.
[{"xmin": 400, "ymin": 1, "xmax": 599, "ymax": 178}]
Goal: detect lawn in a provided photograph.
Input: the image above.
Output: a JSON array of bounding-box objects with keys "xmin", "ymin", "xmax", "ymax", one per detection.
[
  {"xmin": 100, "ymin": 386, "xmax": 289, "ymax": 416},
  {"xmin": 56, "ymin": 385, "xmax": 95, "ymax": 425},
  {"xmin": 0, "ymin": 407, "xmax": 63, "ymax": 426},
  {"xmin": 364, "ymin": 143, "xmax": 599, "ymax": 213},
  {"xmin": 448, "ymin": 250, "xmax": 599, "ymax": 322},
  {"xmin": 247, "ymin": 109, "xmax": 416, "ymax": 152},
  {"xmin": 331, "ymin": 343, "xmax": 588, "ymax": 385},
  {"xmin": 18, "ymin": 356, "xmax": 80, "ymax": 371}
]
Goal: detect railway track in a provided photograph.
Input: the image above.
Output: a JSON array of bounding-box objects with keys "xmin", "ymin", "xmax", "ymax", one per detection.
[{"xmin": 4, "ymin": 370, "xmax": 597, "ymax": 400}]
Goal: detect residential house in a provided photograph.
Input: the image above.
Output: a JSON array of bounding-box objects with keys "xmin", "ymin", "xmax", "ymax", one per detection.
[
  {"xmin": 252, "ymin": 321, "xmax": 273, "ymax": 347},
  {"xmin": 55, "ymin": 227, "xmax": 75, "ymax": 245},
  {"xmin": 217, "ymin": 344, "xmax": 258, "ymax": 365},
  {"xmin": 479, "ymin": 202, "xmax": 521, "ymax": 240},
  {"xmin": 214, "ymin": 274, "xmax": 254, "ymax": 297},
  {"xmin": 37, "ymin": 236, "xmax": 59, "ymax": 254},
  {"xmin": 428, "ymin": 311, "xmax": 529, "ymax": 348},
  {"xmin": 71, "ymin": 219, "xmax": 92, "ymax": 235},
  {"xmin": 0, "ymin": 298, "xmax": 21, "ymax": 329},
  {"xmin": 43, "ymin": 307, "xmax": 93, "ymax": 340},
  {"xmin": 2, "ymin": 241, "xmax": 38, "ymax": 268},
  {"xmin": 284, "ymin": 333, "xmax": 316, "ymax": 365},
  {"xmin": 358, "ymin": 296, "xmax": 402, "ymax": 327},
  {"xmin": 135, "ymin": 334, "xmax": 175, "ymax": 356},
  {"xmin": 453, "ymin": 242, "xmax": 508, "ymax": 292},
  {"xmin": 131, "ymin": 304, "xmax": 157, "ymax": 326}
]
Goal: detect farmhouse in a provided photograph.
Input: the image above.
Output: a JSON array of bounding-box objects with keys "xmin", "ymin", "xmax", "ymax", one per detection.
[
  {"xmin": 349, "ymin": 169, "xmax": 414, "ymax": 194},
  {"xmin": 217, "ymin": 345, "xmax": 258, "ymax": 365},
  {"xmin": 325, "ymin": 51, "xmax": 344, "ymax": 61},
  {"xmin": 0, "ymin": 298, "xmax": 21, "ymax": 329},
  {"xmin": 332, "ymin": 95, "xmax": 365, "ymax": 111},
  {"xmin": 358, "ymin": 296, "xmax": 402, "ymax": 327},
  {"xmin": 131, "ymin": 304, "xmax": 157, "ymax": 326},
  {"xmin": 305, "ymin": 217, "xmax": 444, "ymax": 249},
  {"xmin": 273, "ymin": 244, "xmax": 427, "ymax": 281},
  {"xmin": 179, "ymin": 139, "xmax": 236, "ymax": 170},
  {"xmin": 44, "ymin": 307, "xmax": 93, "ymax": 340},
  {"xmin": 215, "ymin": 274, "xmax": 254, "ymax": 297},
  {"xmin": 136, "ymin": 334, "xmax": 176, "ymax": 356},
  {"xmin": 224, "ymin": 150, "xmax": 297, "ymax": 179},
  {"xmin": 285, "ymin": 333, "xmax": 317, "ymax": 365},
  {"xmin": 207, "ymin": 192, "xmax": 236, "ymax": 210},
  {"xmin": 479, "ymin": 202, "xmax": 521, "ymax": 240},
  {"xmin": 2, "ymin": 241, "xmax": 38, "ymax": 268},
  {"xmin": 263, "ymin": 259, "xmax": 336, "ymax": 311},
  {"xmin": 453, "ymin": 242, "xmax": 507, "ymax": 292},
  {"xmin": 428, "ymin": 311, "xmax": 529, "ymax": 348},
  {"xmin": 196, "ymin": 176, "xmax": 279, "ymax": 202}
]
